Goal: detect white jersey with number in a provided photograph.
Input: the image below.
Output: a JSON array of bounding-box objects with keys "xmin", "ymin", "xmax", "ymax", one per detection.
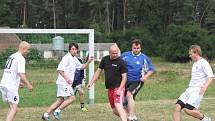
[
  {"xmin": 56, "ymin": 53, "xmax": 82, "ymax": 86},
  {"xmin": 189, "ymin": 58, "xmax": 214, "ymax": 87},
  {"xmin": 0, "ymin": 52, "xmax": 25, "ymax": 92}
]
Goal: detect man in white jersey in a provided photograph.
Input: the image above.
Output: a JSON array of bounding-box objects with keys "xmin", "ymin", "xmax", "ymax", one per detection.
[
  {"xmin": 173, "ymin": 45, "xmax": 214, "ymax": 121},
  {"xmin": 42, "ymin": 43, "xmax": 93, "ymax": 121},
  {"xmin": 0, "ymin": 41, "xmax": 33, "ymax": 121}
]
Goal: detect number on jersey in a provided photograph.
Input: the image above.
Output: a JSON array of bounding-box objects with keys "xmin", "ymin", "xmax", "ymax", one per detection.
[{"xmin": 4, "ymin": 57, "xmax": 14, "ymax": 69}]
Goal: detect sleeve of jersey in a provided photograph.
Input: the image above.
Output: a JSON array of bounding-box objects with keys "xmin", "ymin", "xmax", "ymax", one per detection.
[
  {"xmin": 75, "ymin": 58, "xmax": 82, "ymax": 69},
  {"xmin": 99, "ymin": 57, "xmax": 105, "ymax": 69},
  {"xmin": 18, "ymin": 57, "xmax": 26, "ymax": 73},
  {"xmin": 202, "ymin": 61, "xmax": 214, "ymax": 78},
  {"xmin": 120, "ymin": 59, "xmax": 127, "ymax": 73},
  {"xmin": 57, "ymin": 56, "xmax": 67, "ymax": 71},
  {"xmin": 145, "ymin": 55, "xmax": 155, "ymax": 72},
  {"xmin": 120, "ymin": 52, "xmax": 126, "ymax": 60}
]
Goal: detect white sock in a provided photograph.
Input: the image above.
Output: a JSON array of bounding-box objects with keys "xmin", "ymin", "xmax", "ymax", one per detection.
[
  {"xmin": 55, "ymin": 108, "xmax": 61, "ymax": 113},
  {"xmin": 44, "ymin": 112, "xmax": 49, "ymax": 117},
  {"xmin": 133, "ymin": 115, "xmax": 138, "ymax": 120}
]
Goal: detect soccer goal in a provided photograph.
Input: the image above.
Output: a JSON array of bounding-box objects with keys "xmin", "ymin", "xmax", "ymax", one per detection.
[{"xmin": 0, "ymin": 29, "xmax": 95, "ymax": 104}]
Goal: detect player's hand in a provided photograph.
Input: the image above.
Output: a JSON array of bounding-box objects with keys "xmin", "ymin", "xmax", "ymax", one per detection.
[
  {"xmin": 140, "ymin": 77, "xmax": 145, "ymax": 82},
  {"xmin": 19, "ymin": 82, "xmax": 24, "ymax": 88},
  {"xmin": 88, "ymin": 56, "xmax": 94, "ymax": 63},
  {"xmin": 27, "ymin": 83, "xmax": 33, "ymax": 92},
  {"xmin": 65, "ymin": 77, "xmax": 73, "ymax": 85},
  {"xmin": 82, "ymin": 80, "xmax": 85, "ymax": 87},
  {"xmin": 116, "ymin": 89, "xmax": 121, "ymax": 96},
  {"xmin": 87, "ymin": 83, "xmax": 92, "ymax": 89},
  {"xmin": 199, "ymin": 86, "xmax": 207, "ymax": 96}
]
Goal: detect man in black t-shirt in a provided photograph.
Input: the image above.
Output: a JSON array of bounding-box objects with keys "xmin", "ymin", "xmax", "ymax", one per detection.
[{"xmin": 88, "ymin": 44, "xmax": 127, "ymax": 121}]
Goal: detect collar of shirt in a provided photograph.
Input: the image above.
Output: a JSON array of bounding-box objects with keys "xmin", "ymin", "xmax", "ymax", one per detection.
[{"xmin": 131, "ymin": 51, "xmax": 141, "ymax": 57}]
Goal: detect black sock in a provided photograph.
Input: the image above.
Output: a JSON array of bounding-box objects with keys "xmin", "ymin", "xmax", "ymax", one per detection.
[
  {"xmin": 81, "ymin": 103, "xmax": 84, "ymax": 108},
  {"xmin": 200, "ymin": 114, "xmax": 204, "ymax": 120}
]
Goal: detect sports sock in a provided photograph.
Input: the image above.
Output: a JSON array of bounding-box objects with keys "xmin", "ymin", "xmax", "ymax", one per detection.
[
  {"xmin": 44, "ymin": 112, "xmax": 49, "ymax": 117},
  {"xmin": 55, "ymin": 108, "xmax": 61, "ymax": 113},
  {"xmin": 81, "ymin": 103, "xmax": 84, "ymax": 108}
]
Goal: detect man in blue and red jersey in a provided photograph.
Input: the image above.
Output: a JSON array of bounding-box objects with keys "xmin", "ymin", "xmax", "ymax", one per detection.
[{"xmin": 121, "ymin": 39, "xmax": 155, "ymax": 121}]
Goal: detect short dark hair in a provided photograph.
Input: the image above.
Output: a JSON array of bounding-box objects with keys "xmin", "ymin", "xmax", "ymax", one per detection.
[
  {"xmin": 131, "ymin": 39, "xmax": 142, "ymax": 46},
  {"xmin": 68, "ymin": 43, "xmax": 79, "ymax": 51}
]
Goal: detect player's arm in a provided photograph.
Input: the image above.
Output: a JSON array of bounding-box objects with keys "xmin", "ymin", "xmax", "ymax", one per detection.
[
  {"xmin": 200, "ymin": 77, "xmax": 213, "ymax": 96},
  {"xmin": 58, "ymin": 70, "xmax": 73, "ymax": 84},
  {"xmin": 81, "ymin": 56, "xmax": 94, "ymax": 69},
  {"xmin": 141, "ymin": 56, "xmax": 155, "ymax": 82},
  {"xmin": 117, "ymin": 73, "xmax": 127, "ymax": 95},
  {"xmin": 87, "ymin": 68, "xmax": 102, "ymax": 88},
  {"xmin": 142, "ymin": 71, "xmax": 153, "ymax": 82},
  {"xmin": 19, "ymin": 73, "xmax": 33, "ymax": 91}
]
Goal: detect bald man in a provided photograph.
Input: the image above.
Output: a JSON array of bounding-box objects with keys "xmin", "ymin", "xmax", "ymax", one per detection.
[
  {"xmin": 88, "ymin": 44, "xmax": 128, "ymax": 121},
  {"xmin": 0, "ymin": 41, "xmax": 33, "ymax": 121}
]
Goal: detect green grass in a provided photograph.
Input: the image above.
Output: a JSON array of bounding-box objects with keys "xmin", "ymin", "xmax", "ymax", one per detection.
[
  {"xmin": 0, "ymin": 99, "xmax": 215, "ymax": 121},
  {"xmin": 1, "ymin": 57, "xmax": 215, "ymax": 120},
  {"xmin": 0, "ymin": 57, "xmax": 215, "ymax": 108}
]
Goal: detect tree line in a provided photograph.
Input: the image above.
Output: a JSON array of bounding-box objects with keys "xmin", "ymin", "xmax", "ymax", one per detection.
[{"xmin": 0, "ymin": 0, "xmax": 215, "ymax": 62}]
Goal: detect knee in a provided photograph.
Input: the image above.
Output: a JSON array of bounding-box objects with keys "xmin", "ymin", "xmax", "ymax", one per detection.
[
  {"xmin": 79, "ymin": 92, "xmax": 84, "ymax": 96},
  {"xmin": 68, "ymin": 96, "xmax": 76, "ymax": 101},
  {"xmin": 126, "ymin": 92, "xmax": 133, "ymax": 100},
  {"xmin": 174, "ymin": 104, "xmax": 182, "ymax": 112},
  {"xmin": 58, "ymin": 97, "xmax": 65, "ymax": 103},
  {"xmin": 112, "ymin": 108, "xmax": 119, "ymax": 116}
]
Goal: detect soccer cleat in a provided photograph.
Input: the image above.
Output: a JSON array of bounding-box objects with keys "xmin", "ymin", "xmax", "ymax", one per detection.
[
  {"xmin": 201, "ymin": 116, "xmax": 212, "ymax": 121},
  {"xmin": 53, "ymin": 111, "xmax": 60, "ymax": 120},
  {"xmin": 206, "ymin": 117, "xmax": 211, "ymax": 121},
  {"xmin": 128, "ymin": 116, "xmax": 138, "ymax": 121},
  {"xmin": 81, "ymin": 107, "xmax": 88, "ymax": 111},
  {"xmin": 133, "ymin": 116, "xmax": 138, "ymax": 121},
  {"xmin": 41, "ymin": 113, "xmax": 50, "ymax": 121}
]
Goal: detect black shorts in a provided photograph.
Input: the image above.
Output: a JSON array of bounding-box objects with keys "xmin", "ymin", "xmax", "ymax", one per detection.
[{"xmin": 125, "ymin": 81, "xmax": 144, "ymax": 100}]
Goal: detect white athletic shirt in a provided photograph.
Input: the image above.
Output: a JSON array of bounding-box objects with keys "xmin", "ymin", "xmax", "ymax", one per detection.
[
  {"xmin": 56, "ymin": 53, "xmax": 82, "ymax": 85},
  {"xmin": 0, "ymin": 52, "xmax": 25, "ymax": 92},
  {"xmin": 189, "ymin": 58, "xmax": 214, "ymax": 87}
]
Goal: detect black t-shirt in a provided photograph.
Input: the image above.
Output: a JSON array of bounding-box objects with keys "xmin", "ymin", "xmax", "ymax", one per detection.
[{"xmin": 99, "ymin": 55, "xmax": 127, "ymax": 89}]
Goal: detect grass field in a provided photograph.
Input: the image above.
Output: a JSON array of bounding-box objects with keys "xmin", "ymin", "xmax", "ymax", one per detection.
[
  {"xmin": 0, "ymin": 99, "xmax": 215, "ymax": 121},
  {"xmin": 0, "ymin": 57, "xmax": 215, "ymax": 120}
]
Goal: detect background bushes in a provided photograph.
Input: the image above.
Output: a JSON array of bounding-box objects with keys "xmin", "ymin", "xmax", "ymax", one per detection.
[{"xmin": 159, "ymin": 23, "xmax": 215, "ymax": 62}]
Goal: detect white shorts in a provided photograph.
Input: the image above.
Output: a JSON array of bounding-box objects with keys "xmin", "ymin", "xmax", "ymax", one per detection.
[
  {"xmin": 73, "ymin": 84, "xmax": 84, "ymax": 94},
  {"xmin": 57, "ymin": 84, "xmax": 74, "ymax": 97},
  {"xmin": 178, "ymin": 87, "xmax": 202, "ymax": 109},
  {"xmin": 0, "ymin": 86, "xmax": 19, "ymax": 104}
]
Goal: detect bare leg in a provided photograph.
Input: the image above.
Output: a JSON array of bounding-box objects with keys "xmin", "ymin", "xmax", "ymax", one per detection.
[
  {"xmin": 173, "ymin": 104, "xmax": 182, "ymax": 121},
  {"xmin": 113, "ymin": 103, "xmax": 127, "ymax": 121},
  {"xmin": 6, "ymin": 103, "xmax": 18, "ymax": 121},
  {"xmin": 184, "ymin": 108, "xmax": 204, "ymax": 120},
  {"xmin": 58, "ymin": 96, "xmax": 75, "ymax": 110},
  {"xmin": 46, "ymin": 97, "xmax": 64, "ymax": 114},
  {"xmin": 127, "ymin": 91, "xmax": 135, "ymax": 117},
  {"xmin": 78, "ymin": 90, "xmax": 84, "ymax": 104}
]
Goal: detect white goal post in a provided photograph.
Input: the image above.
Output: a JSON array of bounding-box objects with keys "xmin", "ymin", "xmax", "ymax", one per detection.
[{"xmin": 0, "ymin": 29, "xmax": 95, "ymax": 104}]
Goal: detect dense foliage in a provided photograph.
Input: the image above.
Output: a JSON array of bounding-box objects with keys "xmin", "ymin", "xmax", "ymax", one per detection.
[
  {"xmin": 160, "ymin": 23, "xmax": 215, "ymax": 62},
  {"xmin": 0, "ymin": 0, "xmax": 215, "ymax": 62}
]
